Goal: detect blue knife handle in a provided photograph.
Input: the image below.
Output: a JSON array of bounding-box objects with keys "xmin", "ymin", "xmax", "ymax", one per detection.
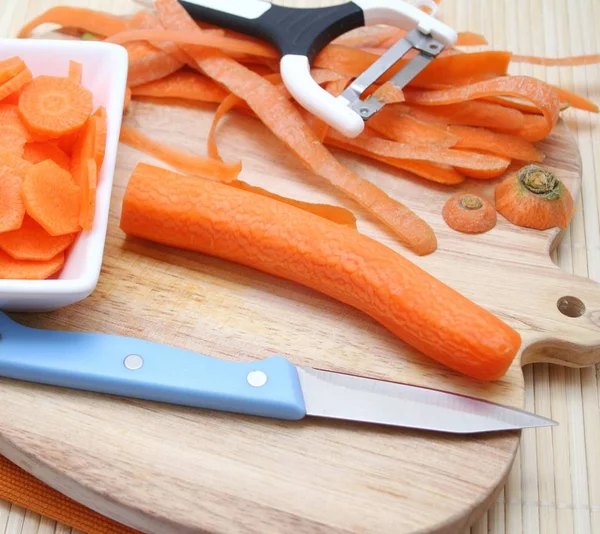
[{"xmin": 0, "ymin": 313, "xmax": 306, "ymax": 420}]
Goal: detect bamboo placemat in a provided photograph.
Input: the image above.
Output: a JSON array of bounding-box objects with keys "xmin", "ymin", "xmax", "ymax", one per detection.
[{"xmin": 1, "ymin": 0, "xmax": 599, "ymax": 533}]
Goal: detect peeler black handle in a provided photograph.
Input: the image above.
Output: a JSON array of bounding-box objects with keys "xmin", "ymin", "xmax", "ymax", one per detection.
[{"xmin": 179, "ymin": 0, "xmax": 365, "ymax": 62}]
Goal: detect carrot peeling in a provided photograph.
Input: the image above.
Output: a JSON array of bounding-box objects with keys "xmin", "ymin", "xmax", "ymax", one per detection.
[
  {"xmin": 442, "ymin": 193, "xmax": 497, "ymax": 234},
  {"xmin": 120, "ymin": 162, "xmax": 521, "ymax": 381},
  {"xmin": 495, "ymin": 165, "xmax": 575, "ymax": 230},
  {"xmin": 155, "ymin": 0, "xmax": 436, "ymax": 256},
  {"xmin": 0, "ymin": 166, "xmax": 25, "ymax": 233},
  {"xmin": 120, "ymin": 124, "xmax": 242, "ymax": 182}
]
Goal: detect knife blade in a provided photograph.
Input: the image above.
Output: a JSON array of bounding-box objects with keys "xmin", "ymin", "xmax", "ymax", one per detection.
[{"xmin": 0, "ymin": 313, "xmax": 555, "ymax": 434}]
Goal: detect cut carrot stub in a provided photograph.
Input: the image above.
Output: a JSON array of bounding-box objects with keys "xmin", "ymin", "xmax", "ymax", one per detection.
[
  {"xmin": 154, "ymin": 0, "xmax": 436, "ymax": 256},
  {"xmin": 442, "ymin": 193, "xmax": 497, "ymax": 234},
  {"xmin": 119, "ymin": 124, "xmax": 242, "ymax": 182},
  {"xmin": 0, "ymin": 215, "xmax": 76, "ymax": 261},
  {"xmin": 0, "ymin": 57, "xmax": 26, "ymax": 86},
  {"xmin": 0, "ymin": 166, "xmax": 25, "ymax": 233},
  {"xmin": 70, "ymin": 117, "xmax": 97, "ymax": 187},
  {"xmin": 228, "ymin": 180, "xmax": 357, "ymax": 228},
  {"xmin": 0, "ymin": 249, "xmax": 65, "ymax": 280},
  {"xmin": 326, "ymin": 135, "xmax": 466, "ymax": 185},
  {"xmin": 23, "ymin": 142, "xmax": 71, "ymax": 171},
  {"xmin": 68, "ymin": 60, "xmax": 83, "ymax": 84},
  {"xmin": 22, "ymin": 159, "xmax": 81, "ymax": 236},
  {"xmin": 120, "ymin": 162, "xmax": 521, "ymax": 381},
  {"xmin": 18, "ymin": 75, "xmax": 93, "ymax": 138},
  {"xmin": 130, "ymin": 69, "xmax": 228, "ymax": 103},
  {"xmin": 0, "ymin": 67, "xmax": 33, "ymax": 102},
  {"xmin": 447, "ymin": 125, "xmax": 545, "ymax": 162},
  {"xmin": 368, "ymin": 108, "xmax": 460, "ymax": 147},
  {"xmin": 16, "ymin": 6, "xmax": 128, "ymax": 38},
  {"xmin": 328, "ymin": 130, "xmax": 511, "ymax": 179},
  {"xmin": 495, "ymin": 165, "xmax": 575, "ymax": 230},
  {"xmin": 403, "ymin": 76, "xmax": 561, "ymax": 140},
  {"xmin": 79, "ymin": 158, "xmax": 97, "ymax": 230}
]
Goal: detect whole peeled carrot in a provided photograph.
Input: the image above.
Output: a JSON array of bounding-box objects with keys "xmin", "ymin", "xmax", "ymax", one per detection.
[{"xmin": 120, "ymin": 163, "xmax": 522, "ymax": 381}]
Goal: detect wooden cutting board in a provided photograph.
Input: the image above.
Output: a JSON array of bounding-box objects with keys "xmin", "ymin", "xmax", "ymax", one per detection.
[{"xmin": 1, "ymin": 50, "xmax": 600, "ymax": 534}]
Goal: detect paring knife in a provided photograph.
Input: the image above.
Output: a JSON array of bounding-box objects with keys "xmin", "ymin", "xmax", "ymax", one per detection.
[
  {"xmin": 136, "ymin": 0, "xmax": 458, "ymax": 138},
  {"xmin": 0, "ymin": 313, "xmax": 556, "ymax": 434}
]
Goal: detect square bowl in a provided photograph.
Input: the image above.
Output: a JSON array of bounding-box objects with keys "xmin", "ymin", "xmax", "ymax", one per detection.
[{"xmin": 0, "ymin": 38, "xmax": 128, "ymax": 312}]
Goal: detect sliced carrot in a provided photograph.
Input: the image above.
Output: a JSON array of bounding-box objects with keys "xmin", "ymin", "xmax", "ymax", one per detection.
[
  {"xmin": 120, "ymin": 124, "xmax": 242, "ymax": 182},
  {"xmin": 131, "ymin": 69, "xmax": 228, "ymax": 103},
  {"xmin": 68, "ymin": 60, "xmax": 82, "ymax": 84},
  {"xmin": 22, "ymin": 159, "xmax": 81, "ymax": 236},
  {"xmin": 377, "ymin": 29, "xmax": 488, "ymax": 49},
  {"xmin": 333, "ymin": 26, "xmax": 400, "ymax": 48},
  {"xmin": 371, "ymin": 81, "xmax": 405, "ymax": 104},
  {"xmin": 455, "ymin": 32, "xmax": 489, "ymax": 46},
  {"xmin": 23, "ymin": 142, "xmax": 71, "ymax": 171},
  {"xmin": 549, "ymin": 85, "xmax": 598, "ymax": 113},
  {"xmin": 448, "ymin": 125, "xmax": 545, "ymax": 162},
  {"xmin": 228, "ymin": 180, "xmax": 357, "ymax": 228},
  {"xmin": 0, "ymin": 166, "xmax": 25, "ymax": 233},
  {"xmin": 0, "ymin": 67, "xmax": 33, "ymax": 103},
  {"xmin": 92, "ymin": 109, "xmax": 107, "ymax": 170},
  {"xmin": 123, "ymin": 40, "xmax": 184, "ymax": 87},
  {"xmin": 368, "ymin": 108, "xmax": 459, "ymax": 147},
  {"xmin": 123, "ymin": 87, "xmax": 132, "ymax": 113},
  {"xmin": 511, "ymin": 53, "xmax": 600, "ymax": 67},
  {"xmin": 108, "ymin": 29, "xmax": 279, "ymax": 59},
  {"xmin": 404, "ymin": 101, "xmax": 525, "ymax": 132},
  {"xmin": 79, "ymin": 158, "xmax": 97, "ymax": 230},
  {"xmin": 327, "ymin": 130, "xmax": 511, "ymax": 179},
  {"xmin": 442, "ymin": 193, "xmax": 497, "ymax": 234},
  {"xmin": 0, "ymin": 215, "xmax": 76, "ymax": 261},
  {"xmin": 155, "ymin": 0, "xmax": 436, "ymax": 256},
  {"xmin": 16, "ymin": 6, "xmax": 128, "ymax": 38},
  {"xmin": 403, "ymin": 77, "xmax": 561, "ymax": 141},
  {"xmin": 0, "ymin": 249, "xmax": 65, "ymax": 280},
  {"xmin": 0, "ymin": 57, "xmax": 26, "ymax": 86},
  {"xmin": 120, "ymin": 162, "xmax": 521, "ymax": 381},
  {"xmin": 93, "ymin": 106, "xmax": 107, "ymax": 119},
  {"xmin": 56, "ymin": 130, "xmax": 80, "ymax": 156},
  {"xmin": 18, "ymin": 75, "xmax": 93, "ymax": 138},
  {"xmin": 70, "ymin": 117, "xmax": 96, "ymax": 187},
  {"xmin": 0, "ymin": 103, "xmax": 32, "ymax": 152},
  {"xmin": 0, "ymin": 151, "xmax": 33, "ymax": 178},
  {"xmin": 516, "ymin": 114, "xmax": 550, "ymax": 143}
]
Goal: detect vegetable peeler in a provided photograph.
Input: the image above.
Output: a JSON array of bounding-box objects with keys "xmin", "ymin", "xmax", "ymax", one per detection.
[
  {"xmin": 145, "ymin": 0, "xmax": 458, "ymax": 137},
  {"xmin": 0, "ymin": 313, "xmax": 555, "ymax": 434}
]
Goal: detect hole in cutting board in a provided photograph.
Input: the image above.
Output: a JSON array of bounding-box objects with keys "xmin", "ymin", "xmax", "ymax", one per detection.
[{"xmin": 557, "ymin": 296, "xmax": 586, "ymax": 318}]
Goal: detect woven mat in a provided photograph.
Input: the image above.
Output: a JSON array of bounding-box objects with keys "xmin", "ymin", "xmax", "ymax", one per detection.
[{"xmin": 1, "ymin": 0, "xmax": 600, "ymax": 533}]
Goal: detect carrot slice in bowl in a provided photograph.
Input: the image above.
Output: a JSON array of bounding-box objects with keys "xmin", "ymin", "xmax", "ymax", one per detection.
[
  {"xmin": 22, "ymin": 159, "xmax": 81, "ymax": 236},
  {"xmin": 0, "ymin": 166, "xmax": 25, "ymax": 233},
  {"xmin": 0, "ymin": 215, "xmax": 76, "ymax": 261},
  {"xmin": 0, "ymin": 249, "xmax": 65, "ymax": 280},
  {"xmin": 23, "ymin": 142, "xmax": 71, "ymax": 171},
  {"xmin": 18, "ymin": 75, "xmax": 93, "ymax": 138},
  {"xmin": 0, "ymin": 57, "xmax": 26, "ymax": 86},
  {"xmin": 79, "ymin": 158, "xmax": 97, "ymax": 230}
]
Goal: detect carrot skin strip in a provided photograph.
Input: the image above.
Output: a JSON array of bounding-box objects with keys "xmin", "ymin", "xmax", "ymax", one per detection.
[
  {"xmin": 131, "ymin": 69, "xmax": 228, "ymax": 103},
  {"xmin": 120, "ymin": 162, "xmax": 521, "ymax": 381},
  {"xmin": 511, "ymin": 53, "xmax": 600, "ymax": 67}
]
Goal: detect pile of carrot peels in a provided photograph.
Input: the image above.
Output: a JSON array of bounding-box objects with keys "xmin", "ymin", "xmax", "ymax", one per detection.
[
  {"xmin": 0, "ymin": 55, "xmax": 106, "ymax": 279},
  {"xmin": 12, "ymin": 0, "xmax": 600, "ymax": 258}
]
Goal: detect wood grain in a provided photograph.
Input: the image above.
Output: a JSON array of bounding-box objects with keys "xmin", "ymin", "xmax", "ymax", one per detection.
[{"xmin": 0, "ymin": 1, "xmax": 599, "ymax": 534}]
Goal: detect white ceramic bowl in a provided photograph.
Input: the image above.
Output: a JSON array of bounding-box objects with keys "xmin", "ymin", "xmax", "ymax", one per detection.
[{"xmin": 0, "ymin": 39, "xmax": 128, "ymax": 312}]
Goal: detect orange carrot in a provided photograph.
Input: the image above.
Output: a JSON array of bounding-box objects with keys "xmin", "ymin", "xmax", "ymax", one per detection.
[
  {"xmin": 511, "ymin": 53, "xmax": 600, "ymax": 67},
  {"xmin": 56, "ymin": 130, "xmax": 80, "ymax": 156},
  {"xmin": 70, "ymin": 117, "xmax": 97, "ymax": 187},
  {"xmin": 18, "ymin": 75, "xmax": 93, "ymax": 138},
  {"xmin": 119, "ymin": 124, "xmax": 242, "ymax": 182},
  {"xmin": 207, "ymin": 93, "xmax": 240, "ymax": 164},
  {"xmin": 0, "ymin": 67, "xmax": 33, "ymax": 102},
  {"xmin": 68, "ymin": 60, "xmax": 82, "ymax": 84},
  {"xmin": 79, "ymin": 158, "xmax": 97, "ymax": 230},
  {"xmin": 108, "ymin": 29, "xmax": 279, "ymax": 59},
  {"xmin": 549, "ymin": 85, "xmax": 598, "ymax": 113},
  {"xmin": 0, "ymin": 57, "xmax": 26, "ymax": 86},
  {"xmin": 131, "ymin": 69, "xmax": 228, "ymax": 103},
  {"xmin": 155, "ymin": 0, "xmax": 436, "ymax": 256},
  {"xmin": 0, "ymin": 215, "xmax": 76, "ymax": 261},
  {"xmin": 0, "ymin": 166, "xmax": 25, "ymax": 233},
  {"xmin": 403, "ymin": 77, "xmax": 561, "ymax": 141},
  {"xmin": 123, "ymin": 87, "xmax": 132, "ymax": 112},
  {"xmin": 327, "ymin": 130, "xmax": 511, "ymax": 179},
  {"xmin": 495, "ymin": 165, "xmax": 575, "ymax": 230},
  {"xmin": 516, "ymin": 114, "xmax": 549, "ymax": 143},
  {"xmin": 442, "ymin": 193, "xmax": 497, "ymax": 234},
  {"xmin": 368, "ymin": 108, "xmax": 460, "ymax": 147},
  {"xmin": 0, "ymin": 103, "xmax": 33, "ymax": 152},
  {"xmin": 123, "ymin": 40, "xmax": 184, "ymax": 87},
  {"xmin": 371, "ymin": 81, "xmax": 405, "ymax": 104},
  {"xmin": 120, "ymin": 162, "xmax": 521, "ymax": 381},
  {"xmin": 0, "ymin": 249, "xmax": 65, "ymax": 280},
  {"xmin": 16, "ymin": 6, "xmax": 128, "ymax": 38},
  {"xmin": 455, "ymin": 32, "xmax": 489, "ymax": 46},
  {"xmin": 0, "ymin": 151, "xmax": 33, "ymax": 178},
  {"xmin": 447, "ymin": 125, "xmax": 545, "ymax": 162},
  {"xmin": 92, "ymin": 107, "xmax": 107, "ymax": 170},
  {"xmin": 22, "ymin": 159, "xmax": 81, "ymax": 236},
  {"xmin": 23, "ymin": 142, "xmax": 71, "ymax": 171}
]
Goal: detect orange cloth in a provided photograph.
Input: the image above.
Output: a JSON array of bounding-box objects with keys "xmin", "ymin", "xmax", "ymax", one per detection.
[{"xmin": 0, "ymin": 455, "xmax": 141, "ymax": 534}]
